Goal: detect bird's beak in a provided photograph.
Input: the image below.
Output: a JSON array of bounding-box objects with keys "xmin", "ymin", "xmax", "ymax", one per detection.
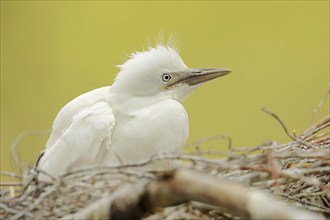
[{"xmin": 169, "ymin": 68, "xmax": 231, "ymax": 87}]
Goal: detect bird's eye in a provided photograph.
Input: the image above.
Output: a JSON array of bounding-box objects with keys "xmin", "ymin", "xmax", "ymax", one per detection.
[{"xmin": 162, "ymin": 73, "xmax": 172, "ymax": 82}]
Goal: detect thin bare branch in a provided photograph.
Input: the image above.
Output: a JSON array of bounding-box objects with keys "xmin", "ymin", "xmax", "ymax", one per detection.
[{"xmin": 262, "ymin": 107, "xmax": 315, "ymax": 148}]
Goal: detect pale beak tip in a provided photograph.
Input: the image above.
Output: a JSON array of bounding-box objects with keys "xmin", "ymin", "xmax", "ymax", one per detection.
[{"xmin": 222, "ymin": 68, "xmax": 232, "ymax": 74}]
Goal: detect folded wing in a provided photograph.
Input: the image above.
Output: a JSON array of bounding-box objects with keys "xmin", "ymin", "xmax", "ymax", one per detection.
[{"xmin": 37, "ymin": 87, "xmax": 115, "ymax": 180}]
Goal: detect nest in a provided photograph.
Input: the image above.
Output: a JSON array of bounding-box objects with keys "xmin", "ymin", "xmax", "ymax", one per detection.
[{"xmin": 1, "ymin": 108, "xmax": 329, "ymax": 220}]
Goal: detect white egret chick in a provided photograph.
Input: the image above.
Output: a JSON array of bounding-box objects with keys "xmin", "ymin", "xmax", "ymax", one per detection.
[{"xmin": 36, "ymin": 45, "xmax": 231, "ymax": 179}]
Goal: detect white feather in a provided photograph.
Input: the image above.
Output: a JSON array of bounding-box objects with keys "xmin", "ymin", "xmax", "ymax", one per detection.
[{"xmin": 37, "ymin": 45, "xmax": 204, "ymax": 180}]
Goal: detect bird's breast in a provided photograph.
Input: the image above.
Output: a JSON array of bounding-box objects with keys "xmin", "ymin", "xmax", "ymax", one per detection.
[{"xmin": 103, "ymin": 99, "xmax": 189, "ymax": 165}]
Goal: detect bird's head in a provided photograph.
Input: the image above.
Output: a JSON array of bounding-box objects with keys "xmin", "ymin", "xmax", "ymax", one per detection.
[{"xmin": 111, "ymin": 45, "xmax": 231, "ymax": 102}]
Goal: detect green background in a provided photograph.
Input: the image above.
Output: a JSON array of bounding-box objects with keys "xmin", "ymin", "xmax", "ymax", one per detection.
[{"xmin": 1, "ymin": 1, "xmax": 329, "ymax": 176}]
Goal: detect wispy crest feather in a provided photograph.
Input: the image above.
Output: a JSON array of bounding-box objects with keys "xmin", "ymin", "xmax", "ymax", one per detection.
[{"xmin": 116, "ymin": 36, "xmax": 182, "ymax": 73}]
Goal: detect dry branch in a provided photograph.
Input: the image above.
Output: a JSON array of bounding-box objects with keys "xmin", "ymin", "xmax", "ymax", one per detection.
[{"xmin": 120, "ymin": 170, "xmax": 324, "ymax": 220}]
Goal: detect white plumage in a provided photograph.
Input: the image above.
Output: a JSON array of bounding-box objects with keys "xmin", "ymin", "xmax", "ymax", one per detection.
[{"xmin": 37, "ymin": 45, "xmax": 230, "ymax": 180}]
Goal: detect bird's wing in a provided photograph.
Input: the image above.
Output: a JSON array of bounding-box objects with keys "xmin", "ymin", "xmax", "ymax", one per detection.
[
  {"xmin": 36, "ymin": 86, "xmax": 115, "ymax": 178},
  {"xmin": 45, "ymin": 86, "xmax": 111, "ymax": 148},
  {"xmin": 37, "ymin": 101, "xmax": 115, "ymax": 179}
]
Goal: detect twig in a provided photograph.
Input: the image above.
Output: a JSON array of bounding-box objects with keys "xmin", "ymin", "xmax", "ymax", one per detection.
[
  {"xmin": 187, "ymin": 134, "xmax": 232, "ymax": 150},
  {"xmin": 302, "ymin": 115, "xmax": 330, "ymax": 140},
  {"xmin": 0, "ymin": 171, "xmax": 22, "ymax": 179},
  {"xmin": 10, "ymin": 130, "xmax": 51, "ymax": 172},
  {"xmin": 11, "ymin": 180, "xmax": 61, "ymax": 220},
  {"xmin": 277, "ymin": 192, "xmax": 330, "ymax": 214},
  {"xmin": 0, "ymin": 182, "xmax": 23, "ymax": 186},
  {"xmin": 262, "ymin": 107, "xmax": 315, "ymax": 148},
  {"xmin": 271, "ymin": 149, "xmax": 330, "ymax": 159},
  {"xmin": 310, "ymin": 87, "xmax": 329, "ymax": 126}
]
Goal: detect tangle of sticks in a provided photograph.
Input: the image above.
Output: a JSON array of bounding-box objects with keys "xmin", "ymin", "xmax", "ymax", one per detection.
[{"xmin": 1, "ymin": 108, "xmax": 329, "ymax": 220}]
